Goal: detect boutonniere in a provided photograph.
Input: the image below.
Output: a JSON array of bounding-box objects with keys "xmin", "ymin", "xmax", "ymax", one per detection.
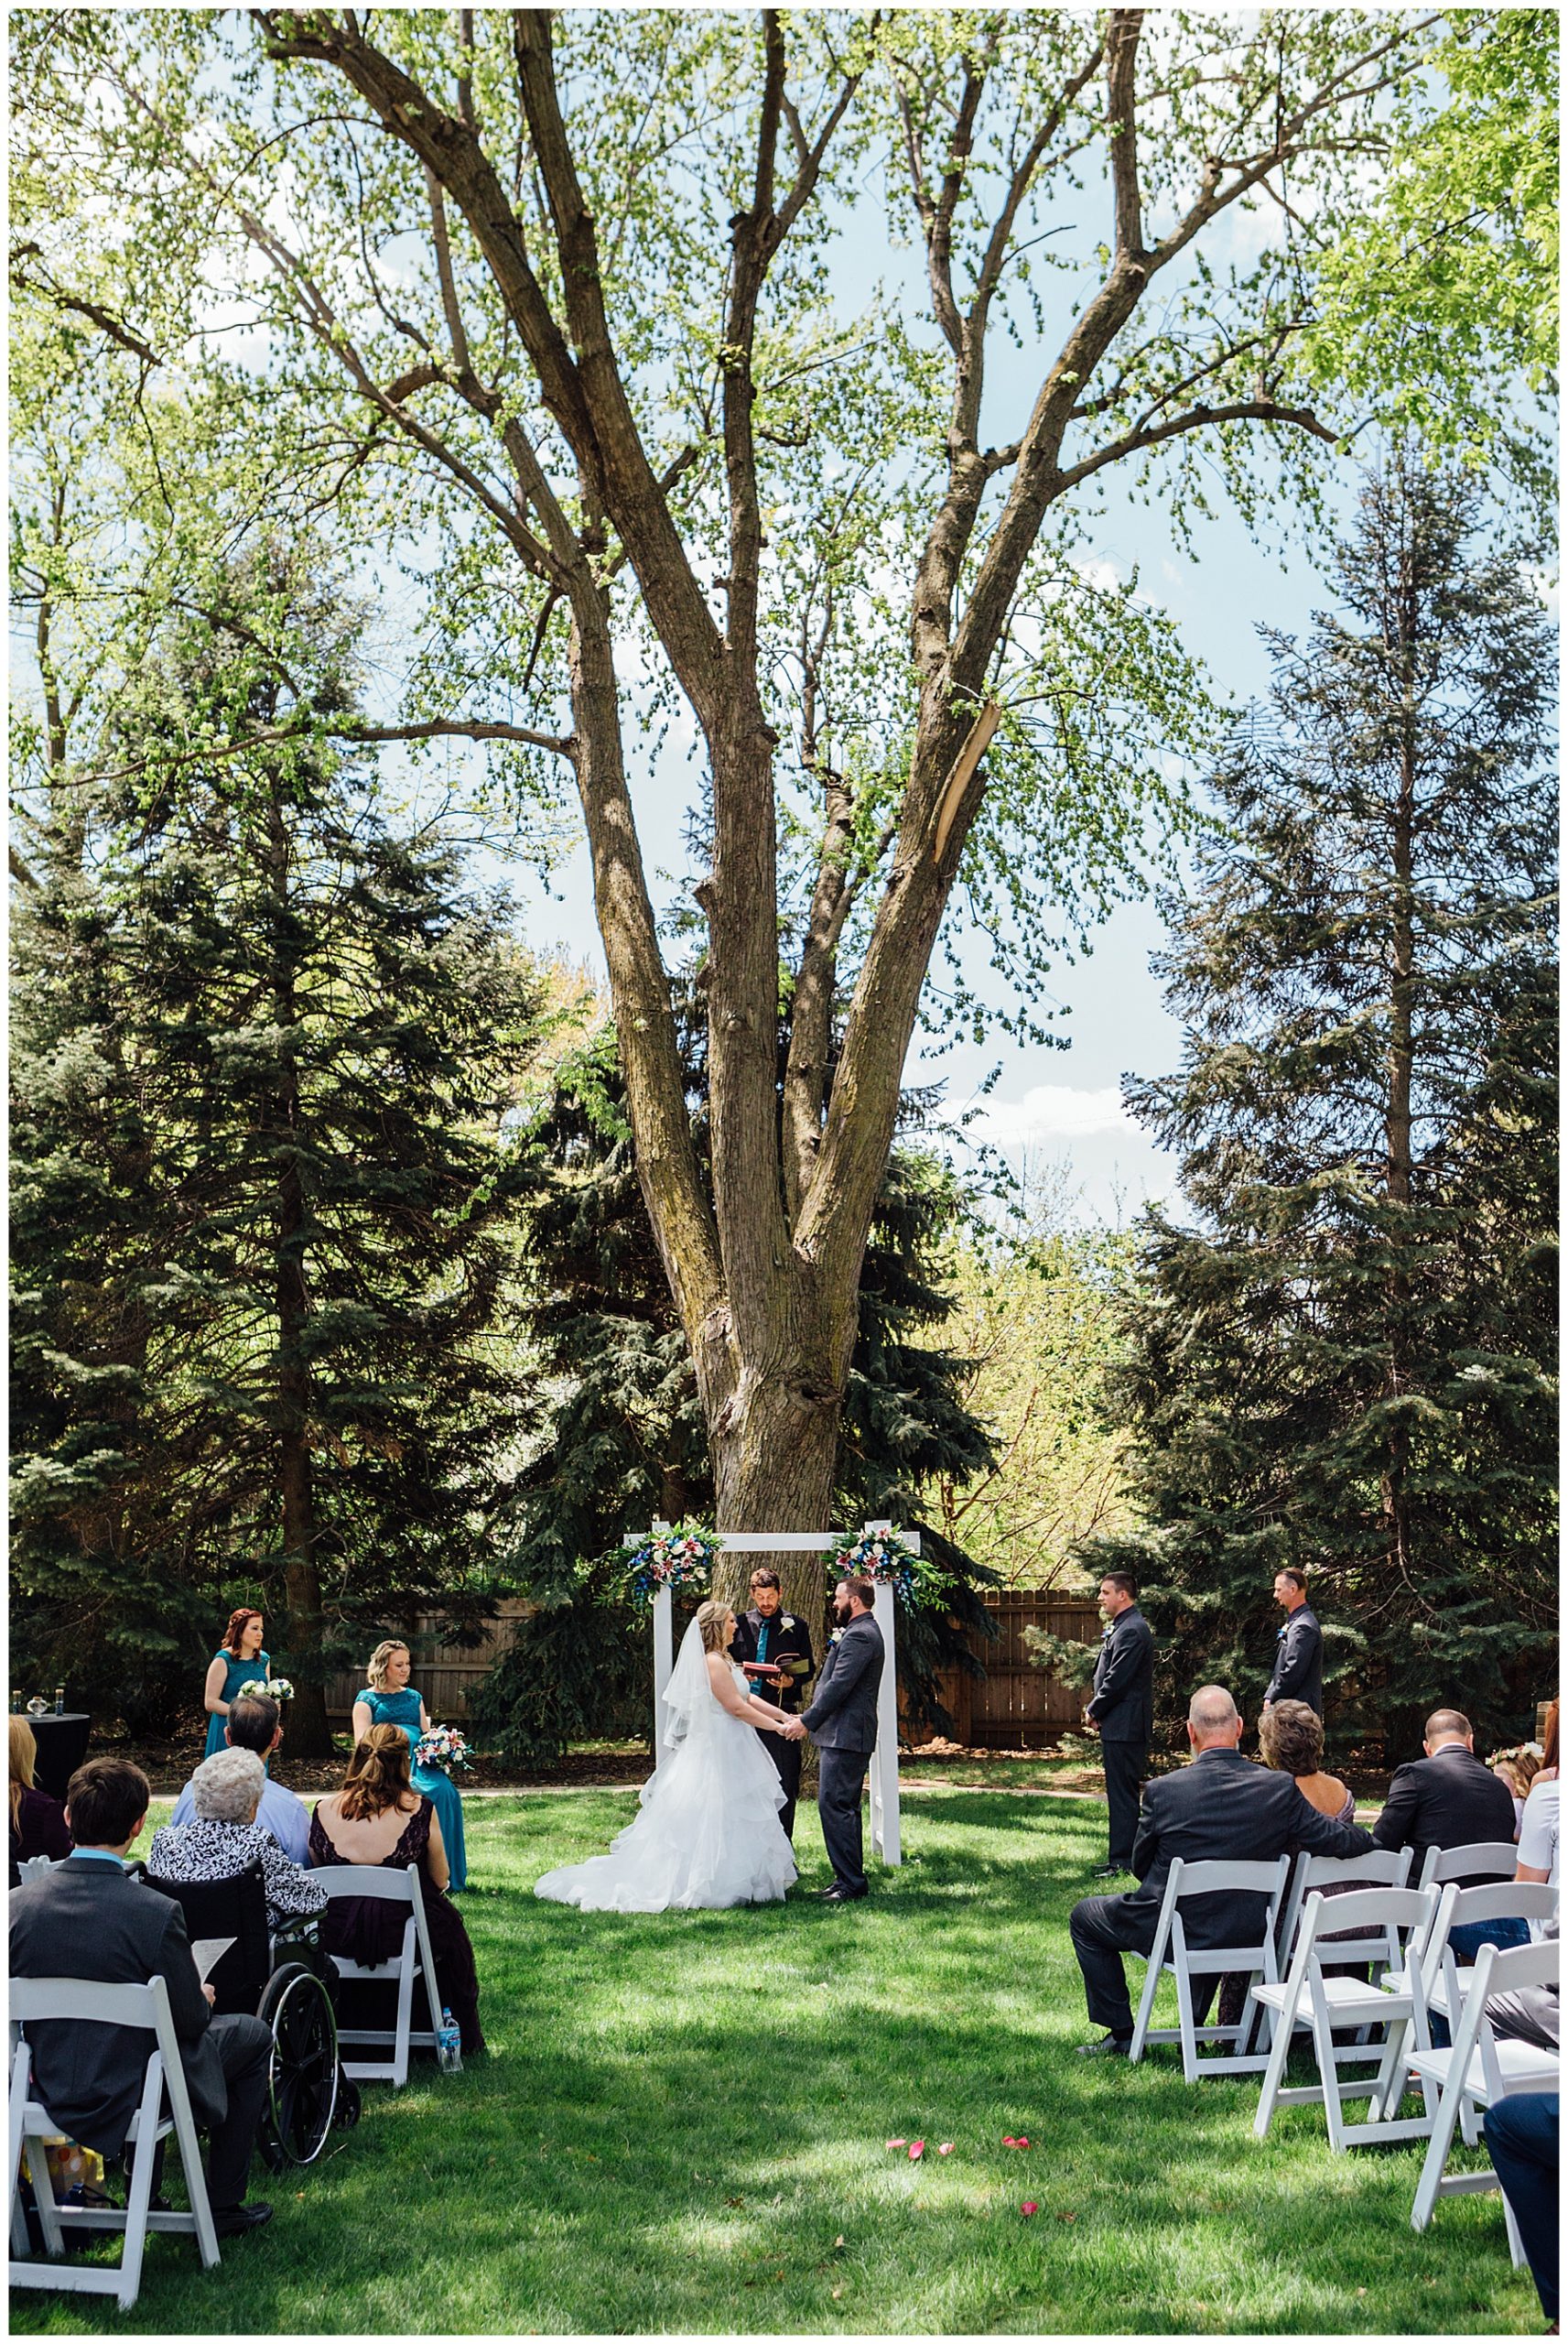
[
  {"xmin": 829, "ymin": 1627, "xmax": 845, "ymax": 1644},
  {"xmin": 782, "ymin": 1614, "xmax": 795, "ymax": 1629}
]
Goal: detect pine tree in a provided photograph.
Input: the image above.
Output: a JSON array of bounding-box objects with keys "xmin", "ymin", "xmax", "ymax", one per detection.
[
  {"xmin": 470, "ymin": 1008, "xmax": 1000, "ymax": 1763},
  {"xmin": 1091, "ymin": 461, "xmax": 1557, "ymax": 1759},
  {"xmin": 10, "ymin": 556, "xmax": 546, "ymax": 1749}
]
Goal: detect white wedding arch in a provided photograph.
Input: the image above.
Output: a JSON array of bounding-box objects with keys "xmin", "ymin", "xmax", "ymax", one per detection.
[{"xmin": 633, "ymin": 1520, "xmax": 915, "ymax": 1866}]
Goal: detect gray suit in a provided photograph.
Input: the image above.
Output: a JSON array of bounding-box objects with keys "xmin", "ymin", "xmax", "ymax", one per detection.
[
  {"xmin": 9, "ymin": 1854, "xmax": 270, "ymax": 2208},
  {"xmin": 801, "ymin": 1612, "xmax": 885, "ymax": 1894}
]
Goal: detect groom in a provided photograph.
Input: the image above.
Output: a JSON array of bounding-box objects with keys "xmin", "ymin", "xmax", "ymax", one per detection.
[{"xmin": 781, "ymin": 1576, "xmax": 884, "ymax": 1903}]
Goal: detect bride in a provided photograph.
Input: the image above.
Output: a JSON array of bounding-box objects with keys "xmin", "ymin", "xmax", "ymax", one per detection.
[{"xmin": 534, "ymin": 1599, "xmax": 800, "ymax": 1912}]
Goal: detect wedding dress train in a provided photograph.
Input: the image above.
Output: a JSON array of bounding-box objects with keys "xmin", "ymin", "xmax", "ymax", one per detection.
[{"xmin": 534, "ymin": 1629, "xmax": 797, "ymax": 1913}]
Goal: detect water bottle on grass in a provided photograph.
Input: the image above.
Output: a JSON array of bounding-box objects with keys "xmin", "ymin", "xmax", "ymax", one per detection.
[{"xmin": 437, "ymin": 2007, "xmax": 462, "ymax": 2073}]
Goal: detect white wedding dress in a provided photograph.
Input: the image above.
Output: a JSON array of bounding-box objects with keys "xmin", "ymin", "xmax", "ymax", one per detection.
[{"xmin": 534, "ymin": 1627, "xmax": 797, "ymax": 1912}]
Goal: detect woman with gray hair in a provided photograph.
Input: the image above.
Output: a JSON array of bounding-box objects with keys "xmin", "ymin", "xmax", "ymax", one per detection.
[{"xmin": 149, "ymin": 1746, "xmax": 326, "ymax": 1934}]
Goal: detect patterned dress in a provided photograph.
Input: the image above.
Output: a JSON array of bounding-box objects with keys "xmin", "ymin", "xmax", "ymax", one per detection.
[{"xmin": 147, "ymin": 1816, "xmax": 326, "ymax": 1934}]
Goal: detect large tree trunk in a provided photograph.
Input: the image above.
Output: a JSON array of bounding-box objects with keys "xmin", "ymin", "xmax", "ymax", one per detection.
[{"xmin": 708, "ymin": 1373, "xmax": 844, "ymax": 1626}]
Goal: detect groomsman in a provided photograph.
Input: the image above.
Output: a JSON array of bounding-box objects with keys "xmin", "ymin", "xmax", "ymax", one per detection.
[
  {"xmin": 1263, "ymin": 1568, "xmax": 1324, "ymax": 1717},
  {"xmin": 730, "ymin": 1568, "xmax": 815, "ymax": 1840},
  {"xmin": 1082, "ymin": 1571, "xmax": 1154, "ymax": 1878}
]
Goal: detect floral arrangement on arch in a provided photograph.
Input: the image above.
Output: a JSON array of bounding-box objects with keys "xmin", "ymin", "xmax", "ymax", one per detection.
[
  {"xmin": 827, "ymin": 1529, "xmax": 943, "ymax": 1608},
  {"xmin": 613, "ymin": 1522, "xmax": 722, "ymax": 1608},
  {"xmin": 238, "ymin": 1675, "xmax": 295, "ymax": 1703},
  {"xmin": 415, "ymin": 1723, "xmax": 473, "ymax": 1776}
]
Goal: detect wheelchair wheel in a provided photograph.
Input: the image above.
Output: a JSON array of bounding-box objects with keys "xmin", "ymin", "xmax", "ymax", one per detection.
[{"xmin": 258, "ymin": 1961, "xmax": 341, "ymax": 2167}]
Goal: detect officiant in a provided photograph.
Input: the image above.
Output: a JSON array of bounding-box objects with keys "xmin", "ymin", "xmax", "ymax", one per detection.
[{"xmin": 730, "ymin": 1569, "xmax": 815, "ymax": 1840}]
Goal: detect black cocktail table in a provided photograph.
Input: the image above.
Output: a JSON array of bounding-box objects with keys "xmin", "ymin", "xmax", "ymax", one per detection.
[{"xmin": 16, "ymin": 1712, "xmax": 92, "ymax": 1803}]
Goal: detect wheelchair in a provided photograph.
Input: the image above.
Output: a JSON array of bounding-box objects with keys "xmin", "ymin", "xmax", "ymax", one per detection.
[{"xmin": 139, "ymin": 1860, "xmax": 361, "ymax": 2169}]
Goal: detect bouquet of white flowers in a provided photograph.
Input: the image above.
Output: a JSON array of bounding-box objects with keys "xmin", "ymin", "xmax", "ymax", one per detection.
[
  {"xmin": 415, "ymin": 1722, "xmax": 472, "ymax": 1775},
  {"xmin": 238, "ymin": 1676, "xmax": 295, "ymax": 1702}
]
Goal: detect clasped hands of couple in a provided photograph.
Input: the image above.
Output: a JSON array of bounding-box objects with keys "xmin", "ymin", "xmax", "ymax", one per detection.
[{"xmin": 734, "ymin": 1660, "xmax": 806, "ymax": 1739}]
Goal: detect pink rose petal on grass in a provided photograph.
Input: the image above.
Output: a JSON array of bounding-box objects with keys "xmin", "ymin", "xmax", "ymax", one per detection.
[
  {"xmin": 1001, "ymin": 2135, "xmax": 1017, "ymax": 2146},
  {"xmin": 1016, "ymin": 2136, "xmax": 1030, "ymax": 2148},
  {"xmin": 1021, "ymin": 2201, "xmax": 1039, "ymax": 2219},
  {"xmin": 908, "ymin": 2140, "xmax": 925, "ymax": 2160},
  {"xmin": 937, "ymin": 2143, "xmax": 955, "ymax": 2156},
  {"xmin": 885, "ymin": 2138, "xmax": 907, "ymax": 2150}
]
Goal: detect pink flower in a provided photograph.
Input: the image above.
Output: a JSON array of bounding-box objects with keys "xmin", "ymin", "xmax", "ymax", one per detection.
[
  {"xmin": 1021, "ymin": 2201, "xmax": 1038, "ymax": 2219},
  {"xmin": 908, "ymin": 2141, "xmax": 925, "ymax": 2160}
]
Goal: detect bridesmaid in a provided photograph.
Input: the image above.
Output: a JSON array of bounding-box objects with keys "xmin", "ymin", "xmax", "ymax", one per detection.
[
  {"xmin": 352, "ymin": 1639, "xmax": 467, "ymax": 1892},
  {"xmin": 202, "ymin": 1607, "xmax": 269, "ymax": 1760}
]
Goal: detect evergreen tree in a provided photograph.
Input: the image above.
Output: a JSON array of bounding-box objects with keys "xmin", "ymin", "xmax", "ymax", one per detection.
[
  {"xmin": 470, "ymin": 1010, "xmax": 999, "ymax": 1763},
  {"xmin": 1091, "ymin": 461, "xmax": 1557, "ymax": 1759},
  {"xmin": 10, "ymin": 557, "xmax": 546, "ymax": 1750}
]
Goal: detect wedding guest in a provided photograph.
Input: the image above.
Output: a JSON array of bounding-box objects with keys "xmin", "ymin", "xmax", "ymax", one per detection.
[
  {"xmin": 170, "ymin": 1694, "xmax": 308, "ymax": 1865},
  {"xmin": 1262, "ymin": 1568, "xmax": 1323, "ymax": 1717},
  {"xmin": 8, "ymin": 1714, "xmax": 72, "ymax": 1876},
  {"xmin": 1483, "ymin": 2095, "xmax": 1558, "ymax": 2329},
  {"xmin": 1517, "ymin": 1711, "xmax": 1560, "ymax": 1889},
  {"xmin": 352, "ymin": 1639, "xmax": 467, "ymax": 1892},
  {"xmin": 1371, "ymin": 1708, "xmax": 1518, "ymax": 1866},
  {"xmin": 1070, "ymin": 1686, "xmax": 1371, "ymax": 2057},
  {"xmin": 1258, "ymin": 1699, "xmax": 1356, "ymax": 1823},
  {"xmin": 730, "ymin": 1568, "xmax": 815, "ymax": 1840},
  {"xmin": 203, "ymin": 1608, "xmax": 269, "ymax": 1761},
  {"xmin": 310, "ymin": 1724, "xmax": 484, "ymax": 2056},
  {"xmin": 1216, "ymin": 1699, "xmax": 1357, "ymax": 2028},
  {"xmin": 1488, "ymin": 1746, "xmax": 1541, "ymax": 1833},
  {"xmin": 10, "ymin": 1757, "xmax": 274, "ymax": 2238},
  {"xmin": 150, "ymin": 1747, "xmax": 326, "ymax": 1935},
  {"xmin": 1082, "ymin": 1571, "xmax": 1154, "ymax": 1878}
]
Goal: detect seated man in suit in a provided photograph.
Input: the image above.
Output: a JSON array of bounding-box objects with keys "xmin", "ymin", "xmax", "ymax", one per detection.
[
  {"xmin": 1372, "ymin": 1708, "xmax": 1519, "ymax": 1867},
  {"xmin": 168, "ymin": 1692, "xmax": 308, "ymax": 1865},
  {"xmin": 9, "ymin": 1756, "xmax": 275, "ymax": 2237},
  {"xmin": 1373, "ymin": 1707, "xmax": 1530, "ymax": 1977},
  {"xmin": 1070, "ymin": 1684, "xmax": 1373, "ymax": 2056}
]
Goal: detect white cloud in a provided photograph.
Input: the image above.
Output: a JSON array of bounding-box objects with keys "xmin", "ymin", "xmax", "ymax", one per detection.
[{"xmin": 968, "ymin": 1081, "xmax": 1134, "ymax": 1144}]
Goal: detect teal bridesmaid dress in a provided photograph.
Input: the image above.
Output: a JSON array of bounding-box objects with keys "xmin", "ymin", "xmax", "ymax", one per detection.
[
  {"xmin": 361, "ymin": 1685, "xmax": 468, "ymax": 1892},
  {"xmin": 204, "ymin": 1647, "xmax": 270, "ymax": 1760}
]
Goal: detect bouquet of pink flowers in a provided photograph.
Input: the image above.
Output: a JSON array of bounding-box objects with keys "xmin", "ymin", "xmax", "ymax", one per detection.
[{"xmin": 414, "ymin": 1723, "xmax": 472, "ymax": 1775}]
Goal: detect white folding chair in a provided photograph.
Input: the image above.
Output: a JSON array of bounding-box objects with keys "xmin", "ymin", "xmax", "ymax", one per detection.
[
  {"xmin": 1408, "ymin": 1936, "xmax": 1560, "ymax": 2239},
  {"xmin": 317, "ymin": 1862, "xmax": 442, "ymax": 2088},
  {"xmin": 1251, "ymin": 1885, "xmax": 1438, "ymax": 2149},
  {"xmin": 1274, "ymin": 1846, "xmax": 1413, "ymax": 1980},
  {"xmin": 1129, "ymin": 1855, "xmax": 1291, "ymax": 2080},
  {"xmin": 8, "ymin": 1974, "xmax": 221, "ymax": 2312},
  {"xmin": 1375, "ymin": 1878, "xmax": 1558, "ymax": 2118},
  {"xmin": 1417, "ymin": 1840, "xmax": 1519, "ymax": 1892}
]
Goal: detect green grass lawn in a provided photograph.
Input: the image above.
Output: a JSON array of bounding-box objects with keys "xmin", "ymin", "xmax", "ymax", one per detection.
[{"xmin": 11, "ymin": 1789, "xmax": 1541, "ymax": 2335}]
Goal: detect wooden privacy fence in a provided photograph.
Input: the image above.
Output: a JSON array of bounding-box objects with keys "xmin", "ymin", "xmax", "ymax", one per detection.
[
  {"xmin": 935, "ymin": 1593, "xmax": 1103, "ymax": 1748},
  {"xmin": 325, "ymin": 1590, "xmax": 1101, "ymax": 1746},
  {"xmin": 324, "ymin": 1601, "xmax": 536, "ymax": 1727}
]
